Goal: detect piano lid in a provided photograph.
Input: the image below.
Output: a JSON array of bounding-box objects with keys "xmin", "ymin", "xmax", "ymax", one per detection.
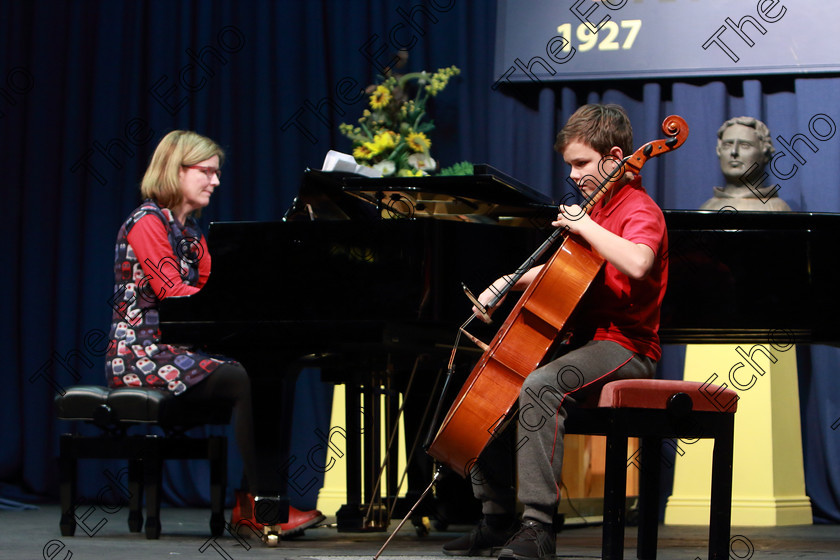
[
  {"xmin": 285, "ymin": 166, "xmax": 557, "ymax": 226},
  {"xmin": 660, "ymin": 210, "xmax": 840, "ymax": 345}
]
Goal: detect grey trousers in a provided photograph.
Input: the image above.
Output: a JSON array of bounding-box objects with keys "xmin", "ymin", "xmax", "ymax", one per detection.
[{"xmin": 469, "ymin": 340, "xmax": 656, "ymax": 524}]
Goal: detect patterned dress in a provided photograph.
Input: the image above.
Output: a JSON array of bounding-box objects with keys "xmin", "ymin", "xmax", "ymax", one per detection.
[{"xmin": 105, "ymin": 200, "xmax": 231, "ymax": 394}]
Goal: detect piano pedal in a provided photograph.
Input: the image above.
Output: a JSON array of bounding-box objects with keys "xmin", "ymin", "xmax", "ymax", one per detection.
[
  {"xmin": 261, "ymin": 524, "xmax": 282, "ymax": 546},
  {"xmin": 253, "ymin": 495, "xmax": 284, "ymax": 546},
  {"xmin": 363, "ymin": 504, "xmax": 390, "ymax": 532}
]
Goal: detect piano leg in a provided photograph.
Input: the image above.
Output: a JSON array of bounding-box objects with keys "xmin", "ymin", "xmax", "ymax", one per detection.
[
  {"xmin": 364, "ymin": 368, "xmax": 387, "ymax": 529},
  {"xmin": 329, "ymin": 354, "xmax": 483, "ymax": 533},
  {"xmin": 335, "ymin": 364, "xmax": 403, "ymax": 532},
  {"xmin": 336, "ymin": 377, "xmax": 365, "ymax": 530}
]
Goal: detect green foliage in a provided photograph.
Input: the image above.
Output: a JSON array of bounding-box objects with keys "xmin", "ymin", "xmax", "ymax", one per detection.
[{"xmin": 438, "ymin": 161, "xmax": 475, "ymax": 176}]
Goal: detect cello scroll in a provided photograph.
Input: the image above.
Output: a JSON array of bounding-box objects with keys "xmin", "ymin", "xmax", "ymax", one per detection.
[{"xmin": 624, "ymin": 114, "xmax": 689, "ymax": 175}]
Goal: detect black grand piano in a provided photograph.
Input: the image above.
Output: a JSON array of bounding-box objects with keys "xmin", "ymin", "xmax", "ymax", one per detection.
[{"xmin": 159, "ymin": 167, "xmax": 840, "ymax": 530}]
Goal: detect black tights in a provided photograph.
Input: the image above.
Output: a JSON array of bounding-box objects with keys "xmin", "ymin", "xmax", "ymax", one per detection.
[{"xmin": 180, "ymin": 363, "xmax": 272, "ymax": 494}]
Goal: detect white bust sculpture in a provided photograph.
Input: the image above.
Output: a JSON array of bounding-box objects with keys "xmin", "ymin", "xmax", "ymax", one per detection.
[{"xmin": 699, "ymin": 116, "xmax": 791, "ymax": 211}]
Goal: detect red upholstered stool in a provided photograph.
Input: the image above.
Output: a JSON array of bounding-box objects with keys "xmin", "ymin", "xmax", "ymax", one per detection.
[{"xmin": 565, "ymin": 379, "xmax": 738, "ymax": 560}]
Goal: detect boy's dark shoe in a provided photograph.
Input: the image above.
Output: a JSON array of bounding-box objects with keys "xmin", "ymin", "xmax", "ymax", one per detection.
[
  {"xmin": 443, "ymin": 518, "xmax": 517, "ymax": 556},
  {"xmin": 497, "ymin": 519, "xmax": 556, "ymax": 560}
]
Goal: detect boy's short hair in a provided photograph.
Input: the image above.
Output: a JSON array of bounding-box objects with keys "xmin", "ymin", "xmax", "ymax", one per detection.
[{"xmin": 554, "ymin": 104, "xmax": 633, "ymax": 158}]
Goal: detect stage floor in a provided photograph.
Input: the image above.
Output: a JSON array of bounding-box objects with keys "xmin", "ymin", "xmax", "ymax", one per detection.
[{"xmin": 2, "ymin": 505, "xmax": 838, "ymax": 559}]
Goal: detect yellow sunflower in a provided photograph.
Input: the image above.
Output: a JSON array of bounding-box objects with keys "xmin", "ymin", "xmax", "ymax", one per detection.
[
  {"xmin": 369, "ymin": 85, "xmax": 392, "ymax": 110},
  {"xmin": 406, "ymin": 132, "xmax": 431, "ymax": 153},
  {"xmin": 353, "ymin": 145, "xmax": 373, "ymax": 160},
  {"xmin": 364, "ymin": 131, "xmax": 398, "ymax": 157}
]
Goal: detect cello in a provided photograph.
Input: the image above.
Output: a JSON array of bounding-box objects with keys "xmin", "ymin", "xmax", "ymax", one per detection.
[{"xmin": 426, "ymin": 115, "xmax": 689, "ymax": 477}]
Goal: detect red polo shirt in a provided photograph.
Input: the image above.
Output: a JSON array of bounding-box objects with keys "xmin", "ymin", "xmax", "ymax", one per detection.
[{"xmin": 575, "ymin": 176, "xmax": 668, "ymax": 361}]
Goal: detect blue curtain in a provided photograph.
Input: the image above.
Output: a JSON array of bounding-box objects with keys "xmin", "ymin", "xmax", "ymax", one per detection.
[{"xmin": 2, "ymin": 0, "xmax": 838, "ymax": 522}]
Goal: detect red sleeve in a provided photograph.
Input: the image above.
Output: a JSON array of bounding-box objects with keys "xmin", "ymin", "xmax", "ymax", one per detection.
[
  {"xmin": 126, "ymin": 215, "xmax": 210, "ymax": 299},
  {"xmin": 620, "ymin": 196, "xmax": 665, "ymax": 256}
]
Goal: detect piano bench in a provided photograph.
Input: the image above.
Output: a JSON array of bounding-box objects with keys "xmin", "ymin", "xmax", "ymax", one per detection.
[
  {"xmin": 55, "ymin": 385, "xmax": 232, "ymax": 540},
  {"xmin": 565, "ymin": 379, "xmax": 738, "ymax": 560}
]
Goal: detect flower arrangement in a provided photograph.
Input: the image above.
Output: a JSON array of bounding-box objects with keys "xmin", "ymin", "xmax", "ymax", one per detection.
[{"xmin": 339, "ymin": 66, "xmax": 462, "ymax": 177}]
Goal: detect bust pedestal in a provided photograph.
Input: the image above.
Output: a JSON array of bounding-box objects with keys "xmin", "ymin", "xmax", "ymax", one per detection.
[{"xmin": 664, "ymin": 343, "xmax": 812, "ymax": 526}]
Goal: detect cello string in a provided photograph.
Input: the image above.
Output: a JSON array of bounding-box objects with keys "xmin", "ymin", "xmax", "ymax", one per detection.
[{"xmin": 483, "ymin": 154, "xmax": 632, "ymax": 313}]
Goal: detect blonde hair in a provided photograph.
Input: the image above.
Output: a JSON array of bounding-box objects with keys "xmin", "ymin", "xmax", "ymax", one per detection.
[{"xmin": 140, "ymin": 130, "xmax": 225, "ymax": 212}]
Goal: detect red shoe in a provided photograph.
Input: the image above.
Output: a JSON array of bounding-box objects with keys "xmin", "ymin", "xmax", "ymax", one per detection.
[
  {"xmin": 231, "ymin": 490, "xmax": 326, "ymax": 539},
  {"xmin": 281, "ymin": 505, "xmax": 327, "ymax": 538}
]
